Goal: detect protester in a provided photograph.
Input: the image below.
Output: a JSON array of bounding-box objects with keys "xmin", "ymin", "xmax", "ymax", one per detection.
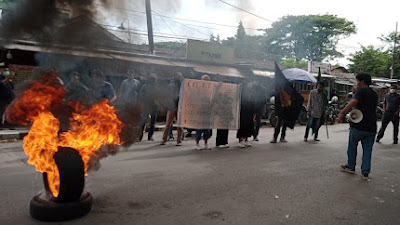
[
  {"xmin": 118, "ymin": 69, "xmax": 141, "ymax": 106},
  {"xmin": 138, "ymin": 73, "xmax": 159, "ymax": 141},
  {"xmin": 91, "ymin": 69, "xmax": 117, "ymax": 104},
  {"xmin": 161, "ymin": 72, "xmax": 184, "ymax": 146},
  {"xmin": 270, "ymin": 115, "xmax": 288, "ymax": 143},
  {"xmin": 253, "ymin": 83, "xmax": 267, "ymax": 141},
  {"xmin": 338, "ymin": 74, "xmax": 378, "ymax": 180},
  {"xmin": 304, "ymin": 82, "xmax": 328, "ymax": 142},
  {"xmin": 216, "ymin": 129, "xmax": 229, "ymax": 148},
  {"xmin": 117, "ymin": 69, "xmax": 142, "ymax": 145},
  {"xmin": 65, "ymin": 70, "xmax": 91, "ymax": 104},
  {"xmin": 376, "ymin": 84, "xmax": 400, "ymax": 144},
  {"xmin": 195, "ymin": 74, "xmax": 213, "ymax": 150},
  {"xmin": 236, "ymin": 82, "xmax": 255, "ymax": 148},
  {"xmin": 0, "ymin": 68, "xmax": 15, "ymax": 128}
]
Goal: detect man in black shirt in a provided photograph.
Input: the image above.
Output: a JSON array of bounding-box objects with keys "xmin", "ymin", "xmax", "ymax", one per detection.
[
  {"xmin": 338, "ymin": 74, "xmax": 378, "ymax": 180},
  {"xmin": 376, "ymin": 84, "xmax": 400, "ymax": 144}
]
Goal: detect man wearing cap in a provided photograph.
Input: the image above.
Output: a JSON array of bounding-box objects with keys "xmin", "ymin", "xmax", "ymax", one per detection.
[
  {"xmin": 376, "ymin": 84, "xmax": 400, "ymax": 144},
  {"xmin": 0, "ymin": 68, "xmax": 15, "ymax": 128}
]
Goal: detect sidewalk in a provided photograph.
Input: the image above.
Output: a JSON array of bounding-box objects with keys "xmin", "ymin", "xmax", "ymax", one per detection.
[
  {"xmin": 0, "ymin": 128, "xmax": 29, "ymax": 141},
  {"xmin": 0, "ymin": 120, "xmax": 271, "ymax": 141}
]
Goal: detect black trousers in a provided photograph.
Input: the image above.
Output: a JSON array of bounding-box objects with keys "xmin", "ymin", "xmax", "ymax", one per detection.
[
  {"xmin": 377, "ymin": 112, "xmax": 399, "ymax": 142},
  {"xmin": 254, "ymin": 111, "xmax": 262, "ymax": 138},
  {"xmin": 216, "ymin": 129, "xmax": 229, "ymax": 146},
  {"xmin": 273, "ymin": 116, "xmax": 287, "ymax": 140}
]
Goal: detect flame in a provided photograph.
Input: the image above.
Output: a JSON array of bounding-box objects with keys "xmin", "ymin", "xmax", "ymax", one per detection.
[
  {"xmin": 6, "ymin": 70, "xmax": 123, "ymax": 197},
  {"xmin": 59, "ymin": 100, "xmax": 122, "ymax": 174},
  {"xmin": 23, "ymin": 112, "xmax": 60, "ymax": 196}
]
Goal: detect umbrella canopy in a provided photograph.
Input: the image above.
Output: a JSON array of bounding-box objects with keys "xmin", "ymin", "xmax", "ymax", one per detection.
[{"xmin": 282, "ymin": 68, "xmax": 317, "ymax": 84}]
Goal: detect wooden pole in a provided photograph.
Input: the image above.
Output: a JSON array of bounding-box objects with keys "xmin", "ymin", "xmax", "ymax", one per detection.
[
  {"xmin": 390, "ymin": 22, "xmax": 398, "ymax": 79},
  {"xmin": 145, "ymin": 0, "xmax": 154, "ymax": 54}
]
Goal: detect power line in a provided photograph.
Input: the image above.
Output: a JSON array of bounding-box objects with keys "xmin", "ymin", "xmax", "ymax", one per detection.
[
  {"xmin": 215, "ymin": 0, "xmax": 274, "ymax": 23},
  {"xmin": 92, "ymin": 2, "xmax": 265, "ymax": 31},
  {"xmin": 152, "ymin": 10, "xmax": 211, "ymax": 39},
  {"xmin": 103, "ymin": 25, "xmax": 207, "ymax": 41},
  {"xmin": 153, "ymin": 13, "xmax": 265, "ymax": 31}
]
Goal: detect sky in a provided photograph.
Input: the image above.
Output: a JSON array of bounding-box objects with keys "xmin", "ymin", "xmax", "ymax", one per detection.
[{"xmin": 97, "ymin": 0, "xmax": 400, "ymax": 67}]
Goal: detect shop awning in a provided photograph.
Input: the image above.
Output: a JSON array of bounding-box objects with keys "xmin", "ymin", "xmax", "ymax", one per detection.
[{"xmin": 4, "ymin": 43, "xmax": 113, "ymax": 59}]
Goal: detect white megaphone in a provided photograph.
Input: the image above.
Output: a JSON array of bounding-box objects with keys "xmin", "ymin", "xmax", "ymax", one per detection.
[{"xmin": 346, "ymin": 109, "xmax": 363, "ymax": 123}]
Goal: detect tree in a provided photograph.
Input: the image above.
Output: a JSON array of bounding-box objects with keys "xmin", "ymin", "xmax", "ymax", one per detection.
[
  {"xmin": 235, "ymin": 21, "xmax": 246, "ymax": 59},
  {"xmin": 280, "ymin": 58, "xmax": 309, "ymax": 69},
  {"xmin": 220, "ymin": 22, "xmax": 267, "ymax": 60},
  {"xmin": 263, "ymin": 14, "xmax": 356, "ymax": 62},
  {"xmin": 379, "ymin": 31, "xmax": 400, "ymax": 77},
  {"xmin": 347, "ymin": 46, "xmax": 392, "ymax": 77},
  {"xmin": 209, "ymin": 33, "xmax": 216, "ymax": 43},
  {"xmin": 209, "ymin": 33, "xmax": 221, "ymax": 44}
]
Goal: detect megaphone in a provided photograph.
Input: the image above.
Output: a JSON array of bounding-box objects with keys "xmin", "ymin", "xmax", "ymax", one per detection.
[{"xmin": 346, "ymin": 109, "xmax": 363, "ymax": 123}]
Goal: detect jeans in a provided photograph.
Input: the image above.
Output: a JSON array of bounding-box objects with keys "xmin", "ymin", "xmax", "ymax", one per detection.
[
  {"xmin": 347, "ymin": 127, "xmax": 376, "ymax": 174},
  {"xmin": 195, "ymin": 129, "xmax": 212, "ymax": 141},
  {"xmin": 304, "ymin": 117, "xmax": 321, "ymax": 139},
  {"xmin": 377, "ymin": 112, "xmax": 399, "ymax": 142}
]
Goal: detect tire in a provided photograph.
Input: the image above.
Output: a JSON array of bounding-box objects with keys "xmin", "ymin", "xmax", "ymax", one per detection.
[
  {"xmin": 30, "ymin": 192, "xmax": 92, "ymax": 222},
  {"xmin": 270, "ymin": 111, "xmax": 277, "ymax": 127},
  {"xmin": 43, "ymin": 147, "xmax": 85, "ymax": 202},
  {"xmin": 298, "ymin": 110, "xmax": 308, "ymax": 125},
  {"xmin": 330, "ymin": 115, "xmax": 336, "ymax": 125}
]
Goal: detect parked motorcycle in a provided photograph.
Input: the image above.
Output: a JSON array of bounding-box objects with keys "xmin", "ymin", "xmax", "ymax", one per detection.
[{"xmin": 327, "ymin": 96, "xmax": 339, "ymax": 125}]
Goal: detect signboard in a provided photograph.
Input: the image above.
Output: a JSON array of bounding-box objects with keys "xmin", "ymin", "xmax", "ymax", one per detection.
[
  {"xmin": 308, "ymin": 61, "xmax": 332, "ymax": 74},
  {"xmin": 7, "ymin": 64, "xmax": 36, "ymax": 84},
  {"xmin": 186, "ymin": 39, "xmax": 235, "ymax": 64},
  {"xmin": 177, "ymin": 79, "xmax": 240, "ymax": 129}
]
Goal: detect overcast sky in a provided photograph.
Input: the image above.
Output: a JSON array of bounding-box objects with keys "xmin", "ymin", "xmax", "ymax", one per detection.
[{"xmin": 99, "ymin": 0, "xmax": 400, "ymax": 67}]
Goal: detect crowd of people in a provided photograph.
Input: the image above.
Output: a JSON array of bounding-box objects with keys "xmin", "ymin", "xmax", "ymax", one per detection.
[{"xmin": 1, "ymin": 66, "xmax": 399, "ymax": 180}]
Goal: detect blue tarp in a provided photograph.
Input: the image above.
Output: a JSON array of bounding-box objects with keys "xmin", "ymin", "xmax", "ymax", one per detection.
[{"xmin": 282, "ymin": 68, "xmax": 318, "ymax": 84}]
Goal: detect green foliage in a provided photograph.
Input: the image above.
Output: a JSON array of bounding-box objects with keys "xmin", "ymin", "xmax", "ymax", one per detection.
[
  {"xmin": 209, "ymin": 33, "xmax": 221, "ymax": 44},
  {"xmin": 235, "ymin": 21, "xmax": 247, "ymax": 58},
  {"xmin": 220, "ymin": 22, "xmax": 267, "ymax": 60},
  {"xmin": 280, "ymin": 58, "xmax": 308, "ymax": 69},
  {"xmin": 263, "ymin": 14, "xmax": 356, "ymax": 62},
  {"xmin": 347, "ymin": 46, "xmax": 392, "ymax": 77}
]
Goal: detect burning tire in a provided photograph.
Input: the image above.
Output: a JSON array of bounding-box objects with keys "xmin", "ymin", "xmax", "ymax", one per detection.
[
  {"xmin": 30, "ymin": 147, "xmax": 92, "ymax": 221},
  {"xmin": 30, "ymin": 192, "xmax": 92, "ymax": 222},
  {"xmin": 44, "ymin": 147, "xmax": 85, "ymax": 202}
]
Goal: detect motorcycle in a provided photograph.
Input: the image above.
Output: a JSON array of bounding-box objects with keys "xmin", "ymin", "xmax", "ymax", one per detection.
[{"xmin": 327, "ymin": 101, "xmax": 339, "ymax": 125}]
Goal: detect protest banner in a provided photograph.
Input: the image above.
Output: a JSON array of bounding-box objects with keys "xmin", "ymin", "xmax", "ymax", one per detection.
[{"xmin": 177, "ymin": 79, "xmax": 240, "ymax": 129}]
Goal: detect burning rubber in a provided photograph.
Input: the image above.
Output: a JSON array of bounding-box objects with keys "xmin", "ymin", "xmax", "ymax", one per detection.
[{"xmin": 30, "ymin": 147, "xmax": 93, "ymax": 221}]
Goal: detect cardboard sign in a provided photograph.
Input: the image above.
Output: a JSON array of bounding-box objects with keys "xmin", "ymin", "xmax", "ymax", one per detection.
[{"xmin": 177, "ymin": 79, "xmax": 240, "ymax": 129}]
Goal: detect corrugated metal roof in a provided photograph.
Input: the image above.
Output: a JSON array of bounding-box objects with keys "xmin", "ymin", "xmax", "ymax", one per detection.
[{"xmin": 4, "ymin": 43, "xmax": 113, "ymax": 59}]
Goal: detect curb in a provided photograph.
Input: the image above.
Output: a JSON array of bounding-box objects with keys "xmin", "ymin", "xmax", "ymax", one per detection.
[{"xmin": 0, "ymin": 129, "xmax": 29, "ymax": 141}]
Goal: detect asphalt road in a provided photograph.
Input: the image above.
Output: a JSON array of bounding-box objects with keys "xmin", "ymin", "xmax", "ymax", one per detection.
[{"xmin": 1, "ymin": 123, "xmax": 399, "ymax": 225}]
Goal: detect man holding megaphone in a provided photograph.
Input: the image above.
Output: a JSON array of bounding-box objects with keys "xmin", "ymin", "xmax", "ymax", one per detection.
[{"xmin": 338, "ymin": 74, "xmax": 378, "ymax": 180}]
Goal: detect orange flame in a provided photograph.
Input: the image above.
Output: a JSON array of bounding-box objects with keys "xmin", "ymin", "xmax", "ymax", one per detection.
[
  {"xmin": 59, "ymin": 100, "xmax": 122, "ymax": 174},
  {"xmin": 7, "ymin": 71, "xmax": 123, "ymax": 197}
]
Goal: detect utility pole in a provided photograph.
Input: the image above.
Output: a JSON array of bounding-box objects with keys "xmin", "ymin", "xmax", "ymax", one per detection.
[
  {"xmin": 145, "ymin": 0, "xmax": 154, "ymax": 54},
  {"xmin": 390, "ymin": 21, "xmax": 398, "ymax": 79}
]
